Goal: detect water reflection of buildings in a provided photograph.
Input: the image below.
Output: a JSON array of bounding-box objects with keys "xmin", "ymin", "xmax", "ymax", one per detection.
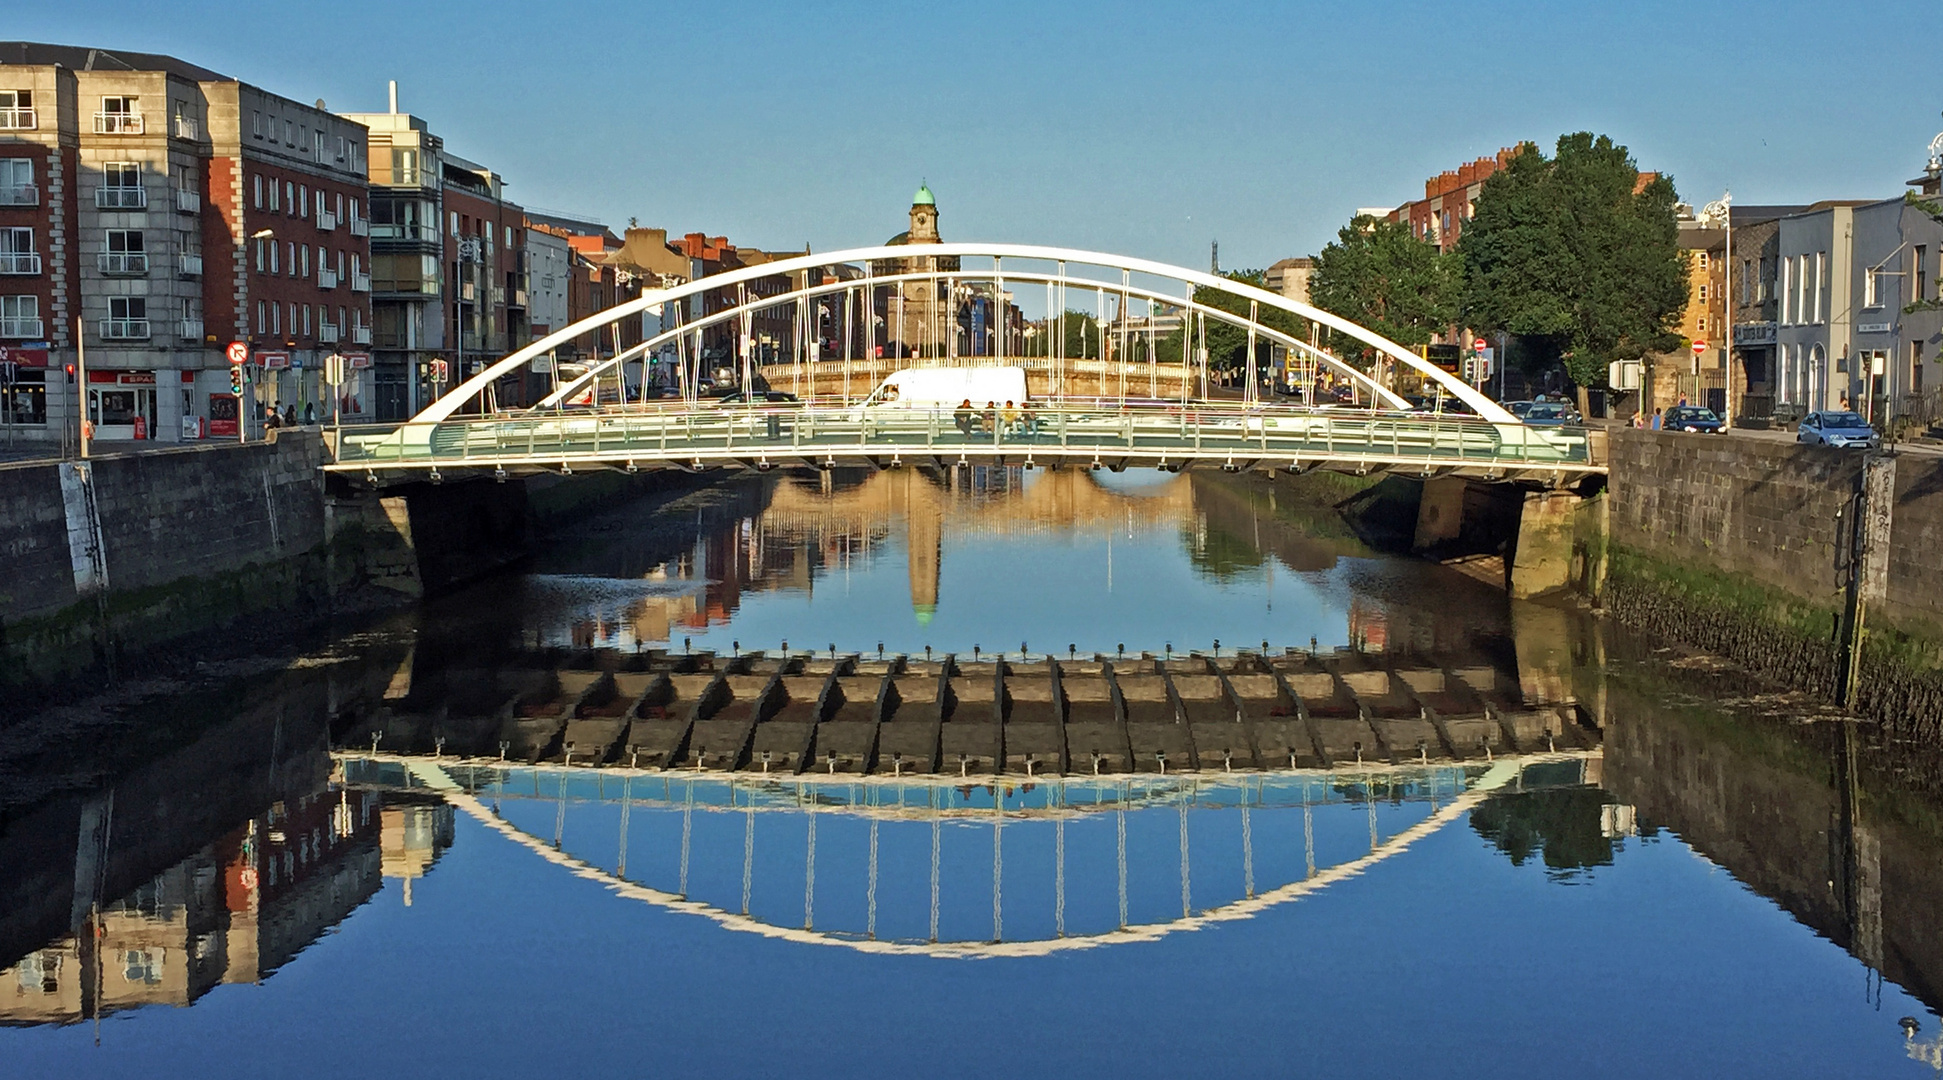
[{"xmin": 0, "ymin": 791, "xmax": 454, "ymax": 1026}]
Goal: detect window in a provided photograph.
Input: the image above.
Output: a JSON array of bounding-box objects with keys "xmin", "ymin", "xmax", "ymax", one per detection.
[
  {"xmin": 0, "ymin": 293, "xmax": 39, "ymax": 336},
  {"xmin": 253, "ymin": 174, "xmax": 263, "ymax": 208},
  {"xmin": 286, "ymin": 241, "xmax": 296, "ymax": 276},
  {"xmin": 1917, "ymin": 246, "xmax": 1930, "ymax": 303},
  {"xmin": 108, "ymin": 296, "xmax": 146, "ymax": 321},
  {"xmin": 256, "ymin": 300, "xmax": 265, "ymax": 333},
  {"xmin": 97, "ymin": 96, "xmax": 139, "ymax": 133},
  {"xmin": 1698, "ymin": 251, "xmax": 1709, "ymax": 271},
  {"xmin": 287, "ymin": 302, "xmax": 296, "ymax": 333},
  {"xmin": 272, "ymin": 302, "xmax": 280, "ymax": 334},
  {"xmin": 251, "ymin": 110, "xmax": 263, "ymax": 138},
  {"xmin": 335, "ymin": 135, "xmax": 346, "ymax": 162},
  {"xmin": 1814, "ymin": 252, "xmax": 1826, "ymax": 323},
  {"xmin": 314, "ymin": 130, "xmax": 326, "ymax": 159},
  {"xmin": 298, "ymin": 184, "xmax": 307, "ymax": 218},
  {"xmin": 253, "ymin": 238, "xmax": 264, "ymax": 273},
  {"xmin": 300, "ymin": 244, "xmax": 309, "ymax": 278},
  {"xmin": 269, "ymin": 241, "xmax": 278, "ymax": 275},
  {"xmin": 1913, "ymin": 341, "xmax": 1927, "ymax": 393},
  {"xmin": 284, "ymin": 181, "xmax": 294, "ymax": 215},
  {"xmin": 0, "ymin": 90, "xmax": 34, "ymax": 130},
  {"xmin": 283, "ymin": 119, "xmax": 294, "ymax": 146},
  {"xmin": 1, "ymin": 364, "xmax": 45, "ymax": 424},
  {"xmin": 1740, "ymin": 258, "xmax": 1752, "ymax": 304},
  {"xmin": 0, "ymin": 157, "xmax": 30, "ymax": 204},
  {"xmin": 1698, "ymin": 284, "xmax": 1708, "ymax": 302},
  {"xmin": 268, "ymin": 178, "xmax": 279, "ymax": 212},
  {"xmin": 1864, "ymin": 267, "xmax": 1881, "ymax": 308},
  {"xmin": 105, "ymin": 229, "xmax": 144, "ymax": 254},
  {"xmin": 337, "ymin": 304, "xmax": 346, "ymax": 331},
  {"xmin": 336, "ymin": 249, "xmax": 345, "ymax": 278},
  {"xmin": 392, "ymin": 148, "xmax": 418, "ymax": 186},
  {"xmin": 301, "ymin": 304, "xmax": 310, "ymax": 335},
  {"xmin": 450, "ymin": 211, "xmax": 459, "ymax": 237}
]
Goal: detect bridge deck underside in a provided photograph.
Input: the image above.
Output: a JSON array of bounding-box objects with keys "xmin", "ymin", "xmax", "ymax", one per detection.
[
  {"xmin": 344, "ymin": 651, "xmax": 1600, "ymax": 780},
  {"xmin": 326, "ymin": 406, "xmax": 1603, "ymax": 485}
]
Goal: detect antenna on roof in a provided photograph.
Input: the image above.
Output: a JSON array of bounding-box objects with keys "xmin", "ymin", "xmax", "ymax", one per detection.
[{"xmin": 388, "ymin": 80, "xmax": 398, "ymax": 115}]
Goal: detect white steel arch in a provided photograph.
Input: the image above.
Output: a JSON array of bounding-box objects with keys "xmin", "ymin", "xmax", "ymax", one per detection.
[
  {"xmin": 418, "ymin": 244, "xmax": 1515, "ymax": 425},
  {"xmin": 530, "ymin": 267, "xmax": 1412, "ymax": 412},
  {"xmin": 403, "ymin": 757, "xmax": 1554, "ymax": 960}
]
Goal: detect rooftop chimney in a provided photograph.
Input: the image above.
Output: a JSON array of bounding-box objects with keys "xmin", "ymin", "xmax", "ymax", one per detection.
[{"xmin": 388, "ymin": 80, "xmax": 398, "ymax": 115}]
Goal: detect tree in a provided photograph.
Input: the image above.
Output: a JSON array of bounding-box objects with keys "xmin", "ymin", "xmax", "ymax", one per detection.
[
  {"xmin": 1308, "ymin": 216, "xmax": 1460, "ymax": 360},
  {"xmin": 1459, "ymin": 133, "xmax": 1688, "ymax": 412}
]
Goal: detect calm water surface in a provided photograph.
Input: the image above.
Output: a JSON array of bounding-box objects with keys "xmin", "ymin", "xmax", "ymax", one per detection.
[{"xmin": 2, "ymin": 468, "xmax": 1939, "ymax": 1078}]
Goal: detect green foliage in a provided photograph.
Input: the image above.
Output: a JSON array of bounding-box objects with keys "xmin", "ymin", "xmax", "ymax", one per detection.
[
  {"xmin": 1459, "ymin": 134, "xmax": 1688, "ymax": 389},
  {"xmin": 1309, "ymin": 216, "xmax": 1460, "ymax": 358},
  {"xmin": 1469, "ymin": 787, "xmax": 1625, "ymax": 876},
  {"xmin": 1906, "ymin": 191, "xmax": 1943, "ymax": 315}
]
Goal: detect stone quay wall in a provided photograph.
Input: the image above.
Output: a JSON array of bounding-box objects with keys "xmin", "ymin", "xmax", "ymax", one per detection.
[{"xmin": 1605, "ymin": 428, "xmax": 1943, "ymax": 742}]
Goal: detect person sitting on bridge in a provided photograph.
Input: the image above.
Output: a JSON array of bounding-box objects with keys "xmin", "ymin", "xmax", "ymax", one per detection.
[
  {"xmin": 954, "ymin": 399, "xmax": 976, "ymax": 436},
  {"xmin": 983, "ymin": 401, "xmax": 999, "ymax": 434},
  {"xmin": 1001, "ymin": 400, "xmax": 1022, "ymax": 434},
  {"xmin": 1019, "ymin": 400, "xmax": 1038, "ymax": 437}
]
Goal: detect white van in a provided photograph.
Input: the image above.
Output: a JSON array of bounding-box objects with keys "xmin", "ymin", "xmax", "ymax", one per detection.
[{"xmin": 856, "ymin": 366, "xmax": 1029, "ymax": 412}]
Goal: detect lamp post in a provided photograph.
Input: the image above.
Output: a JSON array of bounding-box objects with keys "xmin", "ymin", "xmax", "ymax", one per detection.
[
  {"xmin": 248, "ymin": 228, "xmax": 275, "ymax": 438},
  {"xmin": 1701, "ymin": 193, "xmax": 1732, "ymax": 426}
]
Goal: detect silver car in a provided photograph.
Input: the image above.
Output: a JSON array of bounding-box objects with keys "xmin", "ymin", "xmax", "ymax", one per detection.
[{"xmin": 1796, "ymin": 410, "xmax": 1879, "ymax": 449}]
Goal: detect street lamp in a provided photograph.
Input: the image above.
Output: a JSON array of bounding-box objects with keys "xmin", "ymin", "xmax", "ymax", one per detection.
[{"xmin": 1701, "ymin": 192, "xmax": 1732, "ymax": 426}]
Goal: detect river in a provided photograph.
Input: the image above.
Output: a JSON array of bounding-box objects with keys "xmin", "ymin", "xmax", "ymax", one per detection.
[{"xmin": 2, "ymin": 467, "xmax": 1939, "ymax": 1078}]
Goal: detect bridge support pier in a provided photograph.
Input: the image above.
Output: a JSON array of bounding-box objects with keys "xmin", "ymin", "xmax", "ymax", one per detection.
[
  {"xmin": 1508, "ymin": 489, "xmax": 1608, "ymax": 601},
  {"xmin": 1411, "ymin": 476, "xmax": 1469, "ymax": 552}
]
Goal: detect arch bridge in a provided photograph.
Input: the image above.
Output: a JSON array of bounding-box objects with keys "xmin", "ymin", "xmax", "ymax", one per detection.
[{"xmin": 324, "ymin": 245, "xmax": 1602, "ymax": 486}]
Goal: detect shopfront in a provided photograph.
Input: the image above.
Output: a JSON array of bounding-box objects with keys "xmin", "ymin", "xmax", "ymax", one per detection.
[
  {"xmin": 0, "ymin": 343, "xmax": 49, "ymax": 433},
  {"xmin": 87, "ymin": 370, "xmax": 158, "ymax": 440}
]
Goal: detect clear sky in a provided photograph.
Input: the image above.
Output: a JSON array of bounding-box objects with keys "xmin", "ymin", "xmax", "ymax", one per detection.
[{"xmin": 12, "ymin": 0, "xmax": 1941, "ymax": 269}]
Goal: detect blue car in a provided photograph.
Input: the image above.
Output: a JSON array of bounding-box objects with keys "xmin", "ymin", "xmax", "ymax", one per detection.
[
  {"xmin": 1663, "ymin": 405, "xmax": 1724, "ymax": 433},
  {"xmin": 1797, "ymin": 410, "xmax": 1879, "ymax": 449}
]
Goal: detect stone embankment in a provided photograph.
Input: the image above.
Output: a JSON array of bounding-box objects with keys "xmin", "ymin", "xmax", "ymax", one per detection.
[{"xmin": 1605, "ymin": 428, "xmax": 1943, "ymax": 744}]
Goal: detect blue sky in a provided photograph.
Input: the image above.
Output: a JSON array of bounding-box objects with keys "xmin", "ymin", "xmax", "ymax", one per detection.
[{"xmin": 13, "ymin": 0, "xmax": 1941, "ymax": 268}]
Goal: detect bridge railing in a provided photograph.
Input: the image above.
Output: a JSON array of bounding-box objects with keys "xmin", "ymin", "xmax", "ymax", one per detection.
[{"xmin": 328, "ymin": 400, "xmax": 1594, "ymax": 473}]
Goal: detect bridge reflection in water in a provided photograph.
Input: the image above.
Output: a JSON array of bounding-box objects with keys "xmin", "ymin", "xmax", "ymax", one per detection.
[{"xmin": 334, "ymin": 756, "xmax": 1597, "ymax": 958}]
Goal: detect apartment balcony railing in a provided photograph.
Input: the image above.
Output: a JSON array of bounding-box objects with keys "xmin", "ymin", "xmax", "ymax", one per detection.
[
  {"xmin": 179, "ymin": 318, "xmax": 204, "ymax": 341},
  {"xmin": 318, "ymin": 322, "xmax": 340, "ymax": 344},
  {"xmin": 317, "ymin": 267, "xmax": 339, "ymax": 289},
  {"xmin": 172, "ymin": 115, "xmax": 200, "ymax": 141},
  {"xmin": 0, "ymin": 184, "xmax": 36, "ymax": 207},
  {"xmin": 459, "ymin": 282, "xmax": 477, "ymax": 302},
  {"xmin": 350, "ymin": 271, "xmax": 372, "ymax": 293},
  {"xmin": 0, "ymin": 252, "xmax": 41, "ymax": 275},
  {"xmin": 370, "ymin": 223, "xmax": 437, "ymax": 243},
  {"xmin": 96, "ymin": 186, "xmax": 147, "ymax": 209},
  {"xmin": 0, "ymin": 107, "xmax": 36, "ymax": 130},
  {"xmin": 0, "ymin": 317, "xmax": 43, "ymax": 338},
  {"xmin": 98, "ymin": 252, "xmax": 148, "ymax": 275},
  {"xmin": 174, "ymin": 188, "xmax": 200, "ymax": 213},
  {"xmin": 317, "ymin": 207, "xmax": 339, "ymax": 232},
  {"xmin": 511, "ymin": 288, "xmax": 529, "ymax": 308},
  {"xmin": 348, "ymin": 215, "xmax": 370, "ymax": 237},
  {"xmin": 351, "ymin": 326, "xmax": 373, "ymax": 345},
  {"xmin": 373, "ymin": 276, "xmax": 439, "ymax": 295},
  {"xmin": 100, "ymin": 318, "xmax": 150, "ymax": 340},
  {"xmin": 178, "ymin": 253, "xmax": 203, "ymax": 277},
  {"xmin": 93, "ymin": 112, "xmax": 144, "ymax": 134}
]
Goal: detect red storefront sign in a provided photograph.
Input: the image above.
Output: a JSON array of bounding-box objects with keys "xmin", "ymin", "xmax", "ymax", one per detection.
[
  {"xmin": 0, "ymin": 345, "xmax": 49, "ymax": 368},
  {"xmin": 258, "ymin": 351, "xmax": 291, "ymax": 370},
  {"xmin": 88, "ymin": 370, "xmax": 157, "ymax": 385},
  {"xmin": 344, "ymin": 352, "xmax": 372, "ymax": 370}
]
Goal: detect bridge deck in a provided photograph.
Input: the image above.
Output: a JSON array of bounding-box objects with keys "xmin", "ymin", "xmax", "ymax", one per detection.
[
  {"xmin": 324, "ymin": 402, "xmax": 1604, "ymax": 484},
  {"xmin": 343, "ymin": 649, "xmax": 1598, "ymax": 778}
]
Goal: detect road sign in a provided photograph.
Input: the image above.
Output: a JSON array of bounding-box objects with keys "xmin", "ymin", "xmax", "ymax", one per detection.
[
  {"xmin": 226, "ymin": 341, "xmax": 249, "ymax": 364},
  {"xmin": 1692, "ymin": 341, "xmax": 1708, "ymax": 355},
  {"xmin": 323, "ymin": 353, "xmax": 346, "ymax": 387},
  {"xmin": 1472, "ymin": 338, "xmax": 1487, "ymax": 352}
]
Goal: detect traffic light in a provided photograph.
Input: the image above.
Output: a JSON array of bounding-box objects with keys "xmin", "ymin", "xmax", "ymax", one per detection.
[
  {"xmin": 64, "ymin": 362, "xmax": 75, "ymax": 383},
  {"xmin": 229, "ymin": 364, "xmax": 244, "ymax": 395}
]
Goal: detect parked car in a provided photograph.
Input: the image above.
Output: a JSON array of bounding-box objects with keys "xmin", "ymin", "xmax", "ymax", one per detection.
[
  {"xmin": 1797, "ymin": 410, "xmax": 1879, "ymax": 449},
  {"xmin": 711, "ymin": 391, "xmax": 800, "ymax": 406},
  {"xmin": 1521, "ymin": 401, "xmax": 1582, "ymax": 426},
  {"xmin": 1663, "ymin": 405, "xmax": 1725, "ymax": 433},
  {"xmin": 1506, "ymin": 400, "xmax": 1534, "ymax": 418}
]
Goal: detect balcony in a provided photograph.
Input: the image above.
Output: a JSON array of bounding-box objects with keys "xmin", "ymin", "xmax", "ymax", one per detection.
[
  {"xmin": 174, "ymin": 188, "xmax": 199, "ymax": 213},
  {"xmin": 373, "ymin": 275, "xmax": 438, "ymax": 296},
  {"xmin": 317, "ymin": 266, "xmax": 338, "ymax": 289},
  {"xmin": 489, "ymin": 286, "xmax": 505, "ymax": 306},
  {"xmin": 317, "ymin": 207, "xmax": 339, "ymax": 232},
  {"xmin": 350, "ymin": 271, "xmax": 371, "ymax": 293},
  {"xmin": 459, "ymin": 281, "xmax": 477, "ymax": 302},
  {"xmin": 100, "ymin": 318, "xmax": 150, "ymax": 340},
  {"xmin": 511, "ymin": 288, "xmax": 529, "ymax": 308},
  {"xmin": 98, "ymin": 252, "xmax": 148, "ymax": 276},
  {"xmin": 177, "ymin": 253, "xmax": 203, "ymax": 277},
  {"xmin": 351, "ymin": 326, "xmax": 372, "ymax": 345},
  {"xmin": 96, "ymin": 186, "xmax": 148, "ymax": 210},
  {"xmin": 179, "ymin": 317, "xmax": 204, "ymax": 341},
  {"xmin": 93, "ymin": 112, "xmax": 144, "ymax": 134},
  {"xmin": 0, "ymin": 316, "xmax": 43, "ymax": 338},
  {"xmin": 348, "ymin": 215, "xmax": 370, "ymax": 237},
  {"xmin": 172, "ymin": 115, "xmax": 200, "ymax": 141},
  {"xmin": 0, "ymin": 184, "xmax": 36, "ymax": 207},
  {"xmin": 318, "ymin": 322, "xmax": 340, "ymax": 344},
  {"xmin": 0, "ymin": 252, "xmax": 43, "ymax": 275},
  {"xmin": 0, "ymin": 107, "xmax": 35, "ymax": 130}
]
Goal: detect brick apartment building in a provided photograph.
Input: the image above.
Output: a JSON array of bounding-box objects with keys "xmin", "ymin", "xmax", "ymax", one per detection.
[{"xmin": 0, "ymin": 42, "xmax": 373, "ymax": 443}]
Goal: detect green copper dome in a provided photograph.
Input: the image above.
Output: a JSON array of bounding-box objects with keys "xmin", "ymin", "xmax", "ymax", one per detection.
[{"xmin": 912, "ymin": 183, "xmax": 935, "ymax": 207}]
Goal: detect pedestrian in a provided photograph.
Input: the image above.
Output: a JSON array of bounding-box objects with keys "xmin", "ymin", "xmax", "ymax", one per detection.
[
  {"xmin": 265, "ymin": 403, "xmax": 282, "ymax": 430},
  {"xmin": 1677, "ymin": 393, "xmax": 1688, "ymax": 408},
  {"xmin": 1019, "ymin": 399, "xmax": 1038, "ymax": 436},
  {"xmin": 302, "ymin": 401, "xmax": 315, "ymax": 425},
  {"xmin": 283, "ymin": 404, "xmax": 298, "ymax": 427},
  {"xmin": 1631, "ymin": 411, "xmax": 1644, "ymax": 429},
  {"xmin": 1649, "ymin": 407, "xmax": 1663, "ymax": 431},
  {"xmin": 954, "ymin": 398, "xmax": 975, "ymax": 436}
]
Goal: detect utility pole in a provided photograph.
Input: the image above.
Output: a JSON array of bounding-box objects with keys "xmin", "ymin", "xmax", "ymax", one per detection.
[{"xmin": 75, "ymin": 316, "xmax": 89, "ymax": 459}]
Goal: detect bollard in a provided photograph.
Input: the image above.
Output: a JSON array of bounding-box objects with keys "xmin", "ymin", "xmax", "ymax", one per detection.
[{"xmin": 684, "ymin": 636, "xmax": 692, "ymax": 655}]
